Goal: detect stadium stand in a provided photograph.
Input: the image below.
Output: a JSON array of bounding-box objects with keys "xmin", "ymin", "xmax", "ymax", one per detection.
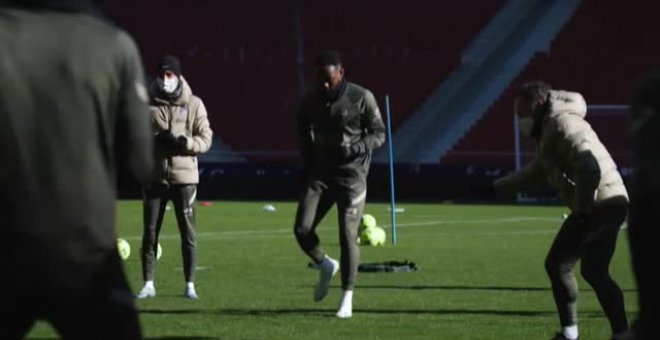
[
  {"xmin": 104, "ymin": 0, "xmax": 503, "ymax": 161},
  {"xmin": 444, "ymin": 0, "xmax": 660, "ymax": 168}
]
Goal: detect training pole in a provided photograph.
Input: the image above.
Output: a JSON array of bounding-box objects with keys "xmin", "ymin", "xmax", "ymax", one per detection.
[
  {"xmin": 385, "ymin": 95, "xmax": 397, "ymax": 245},
  {"xmin": 513, "ymin": 114, "xmax": 522, "ymax": 172},
  {"xmin": 513, "ymin": 114, "xmax": 523, "ymax": 203}
]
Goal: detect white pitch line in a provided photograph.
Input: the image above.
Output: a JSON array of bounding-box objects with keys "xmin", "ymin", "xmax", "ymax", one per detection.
[
  {"xmin": 404, "ymin": 229, "xmax": 558, "ymax": 237},
  {"xmin": 121, "ymin": 216, "xmax": 560, "ymax": 241},
  {"xmin": 382, "ymin": 216, "xmax": 559, "ymax": 228},
  {"xmin": 175, "ymin": 266, "xmax": 209, "ymax": 271}
]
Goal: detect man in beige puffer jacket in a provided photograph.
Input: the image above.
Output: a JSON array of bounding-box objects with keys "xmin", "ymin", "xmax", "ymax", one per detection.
[
  {"xmin": 494, "ymin": 82, "xmax": 630, "ymax": 340},
  {"xmin": 137, "ymin": 55, "xmax": 213, "ymax": 300}
]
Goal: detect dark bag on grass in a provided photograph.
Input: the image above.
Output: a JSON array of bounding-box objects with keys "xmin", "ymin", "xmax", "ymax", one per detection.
[
  {"xmin": 358, "ymin": 260, "xmax": 419, "ymax": 273},
  {"xmin": 308, "ymin": 260, "xmax": 419, "ymax": 272}
]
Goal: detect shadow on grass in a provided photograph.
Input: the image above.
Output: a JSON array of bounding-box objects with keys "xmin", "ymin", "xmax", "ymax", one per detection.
[
  {"xmin": 145, "ymin": 337, "xmax": 219, "ymax": 339},
  {"xmin": 29, "ymin": 335, "xmax": 219, "ymax": 340},
  {"xmin": 141, "ymin": 307, "xmax": 607, "ymax": 318},
  {"xmin": 353, "ymin": 284, "xmax": 637, "ymax": 293},
  {"xmin": 28, "ymin": 336, "xmax": 217, "ymax": 340}
]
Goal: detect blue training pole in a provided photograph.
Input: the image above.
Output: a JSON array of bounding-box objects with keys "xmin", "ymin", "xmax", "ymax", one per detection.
[{"xmin": 385, "ymin": 95, "xmax": 397, "ymax": 245}]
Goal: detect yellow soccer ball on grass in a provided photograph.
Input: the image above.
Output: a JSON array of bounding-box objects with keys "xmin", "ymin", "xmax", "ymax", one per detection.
[
  {"xmin": 361, "ymin": 226, "xmax": 387, "ymax": 246},
  {"xmin": 117, "ymin": 238, "xmax": 131, "ymax": 260},
  {"xmin": 358, "ymin": 213, "xmax": 386, "ymax": 246},
  {"xmin": 118, "ymin": 239, "xmax": 162, "ymax": 261}
]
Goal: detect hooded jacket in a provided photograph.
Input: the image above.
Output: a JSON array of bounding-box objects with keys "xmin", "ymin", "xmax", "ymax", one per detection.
[
  {"xmin": 495, "ymin": 90, "xmax": 628, "ymax": 212},
  {"xmin": 149, "ymin": 77, "xmax": 213, "ymax": 185}
]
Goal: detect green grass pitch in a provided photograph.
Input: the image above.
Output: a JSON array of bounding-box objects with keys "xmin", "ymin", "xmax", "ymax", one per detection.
[{"xmin": 26, "ymin": 201, "xmax": 637, "ymax": 339}]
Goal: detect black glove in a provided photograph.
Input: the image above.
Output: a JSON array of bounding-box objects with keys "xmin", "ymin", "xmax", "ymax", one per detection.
[
  {"xmin": 177, "ymin": 135, "xmax": 188, "ymax": 149},
  {"xmin": 572, "ymin": 211, "xmax": 591, "ymax": 225},
  {"xmin": 155, "ymin": 131, "xmax": 181, "ymax": 150},
  {"xmin": 564, "ymin": 211, "xmax": 592, "ymax": 231},
  {"xmin": 340, "ymin": 142, "xmax": 366, "ymax": 159}
]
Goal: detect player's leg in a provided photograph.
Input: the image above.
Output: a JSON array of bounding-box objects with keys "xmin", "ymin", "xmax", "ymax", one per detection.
[
  {"xmin": 334, "ymin": 177, "xmax": 367, "ymax": 318},
  {"xmin": 580, "ymin": 203, "xmax": 629, "ymax": 337},
  {"xmin": 48, "ymin": 254, "xmax": 142, "ymax": 340},
  {"xmin": 171, "ymin": 184, "xmax": 198, "ymax": 298},
  {"xmin": 545, "ymin": 214, "xmax": 585, "ymax": 340},
  {"xmin": 294, "ymin": 179, "xmax": 335, "ymax": 263},
  {"xmin": 138, "ymin": 183, "xmax": 168, "ymax": 298},
  {"xmin": 293, "ymin": 179, "xmax": 338, "ymax": 301}
]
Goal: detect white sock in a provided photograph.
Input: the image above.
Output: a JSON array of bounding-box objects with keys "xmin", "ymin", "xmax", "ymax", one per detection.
[
  {"xmin": 187, "ymin": 282, "xmax": 195, "ymax": 289},
  {"xmin": 144, "ymin": 280, "xmax": 154, "ymax": 288},
  {"xmin": 562, "ymin": 325, "xmax": 578, "ymax": 340},
  {"xmin": 339, "ymin": 290, "xmax": 353, "ymax": 309},
  {"xmin": 336, "ymin": 290, "xmax": 353, "ymax": 318}
]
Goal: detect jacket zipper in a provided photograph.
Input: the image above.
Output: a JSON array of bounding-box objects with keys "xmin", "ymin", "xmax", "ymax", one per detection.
[{"xmin": 165, "ymin": 106, "xmax": 173, "ymax": 183}]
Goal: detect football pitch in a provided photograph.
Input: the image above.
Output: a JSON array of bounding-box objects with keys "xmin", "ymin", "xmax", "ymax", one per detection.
[{"xmin": 27, "ymin": 201, "xmax": 637, "ymax": 339}]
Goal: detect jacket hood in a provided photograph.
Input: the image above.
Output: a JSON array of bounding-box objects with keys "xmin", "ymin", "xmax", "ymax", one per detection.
[
  {"xmin": 152, "ymin": 76, "xmax": 193, "ymax": 106},
  {"xmin": 548, "ymin": 90, "xmax": 587, "ymax": 119}
]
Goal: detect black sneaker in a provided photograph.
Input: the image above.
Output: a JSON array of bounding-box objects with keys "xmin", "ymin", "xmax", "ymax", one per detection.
[
  {"xmin": 552, "ymin": 333, "xmax": 578, "ymax": 340},
  {"xmin": 611, "ymin": 330, "xmax": 635, "ymax": 340}
]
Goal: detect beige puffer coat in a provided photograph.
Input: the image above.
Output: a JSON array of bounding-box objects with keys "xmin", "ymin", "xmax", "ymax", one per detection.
[
  {"xmin": 150, "ymin": 77, "xmax": 213, "ymax": 185},
  {"xmin": 495, "ymin": 90, "xmax": 628, "ymax": 212}
]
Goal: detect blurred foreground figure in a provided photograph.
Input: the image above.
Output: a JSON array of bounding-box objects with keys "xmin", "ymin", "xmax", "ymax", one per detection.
[
  {"xmin": 0, "ymin": 0, "xmax": 152, "ymax": 338},
  {"xmin": 494, "ymin": 82, "xmax": 630, "ymax": 340},
  {"xmin": 628, "ymin": 71, "xmax": 660, "ymax": 340}
]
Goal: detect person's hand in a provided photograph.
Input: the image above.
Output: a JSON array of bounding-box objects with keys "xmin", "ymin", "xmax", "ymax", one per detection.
[
  {"xmin": 491, "ymin": 177, "xmax": 518, "ymax": 199},
  {"xmin": 155, "ymin": 131, "xmax": 179, "ymax": 149},
  {"xmin": 564, "ymin": 211, "xmax": 593, "ymax": 233},
  {"xmin": 177, "ymin": 135, "xmax": 188, "ymax": 149},
  {"xmin": 572, "ymin": 211, "xmax": 591, "ymax": 225},
  {"xmin": 340, "ymin": 143, "xmax": 366, "ymax": 159}
]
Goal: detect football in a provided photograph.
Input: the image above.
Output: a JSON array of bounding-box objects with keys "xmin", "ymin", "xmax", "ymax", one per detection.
[{"xmin": 117, "ymin": 238, "xmax": 130, "ymax": 260}]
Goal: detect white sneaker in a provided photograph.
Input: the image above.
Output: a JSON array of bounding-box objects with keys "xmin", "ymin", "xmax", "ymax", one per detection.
[
  {"xmin": 184, "ymin": 285, "xmax": 198, "ymax": 299},
  {"xmin": 336, "ymin": 290, "xmax": 353, "ymax": 318},
  {"xmin": 336, "ymin": 306, "xmax": 353, "ymax": 319},
  {"xmin": 136, "ymin": 284, "xmax": 156, "ymax": 298},
  {"xmin": 313, "ymin": 256, "xmax": 339, "ymax": 302}
]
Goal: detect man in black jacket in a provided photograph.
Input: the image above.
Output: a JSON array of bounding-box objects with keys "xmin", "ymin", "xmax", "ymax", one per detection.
[{"xmin": 294, "ymin": 50, "xmax": 386, "ymax": 318}]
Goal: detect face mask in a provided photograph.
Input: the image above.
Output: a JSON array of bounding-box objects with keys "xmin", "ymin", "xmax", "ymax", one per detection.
[
  {"xmin": 518, "ymin": 116, "xmax": 534, "ymax": 137},
  {"xmin": 158, "ymin": 77, "xmax": 179, "ymax": 93}
]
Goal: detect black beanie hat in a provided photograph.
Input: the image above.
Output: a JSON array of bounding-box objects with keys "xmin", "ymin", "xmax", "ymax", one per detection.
[
  {"xmin": 157, "ymin": 54, "xmax": 182, "ymax": 77},
  {"xmin": 314, "ymin": 50, "xmax": 342, "ymax": 67}
]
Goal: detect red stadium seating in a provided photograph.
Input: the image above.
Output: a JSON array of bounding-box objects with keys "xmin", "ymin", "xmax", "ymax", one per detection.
[
  {"xmin": 103, "ymin": 1, "xmax": 503, "ymax": 161},
  {"xmin": 444, "ymin": 0, "xmax": 660, "ymax": 167}
]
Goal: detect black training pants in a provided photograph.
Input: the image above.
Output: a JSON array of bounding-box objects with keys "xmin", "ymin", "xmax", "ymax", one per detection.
[
  {"xmin": 142, "ymin": 183, "xmax": 197, "ymax": 282},
  {"xmin": 294, "ymin": 177, "xmax": 367, "ymax": 291},
  {"xmin": 545, "ymin": 201, "xmax": 629, "ymax": 335}
]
